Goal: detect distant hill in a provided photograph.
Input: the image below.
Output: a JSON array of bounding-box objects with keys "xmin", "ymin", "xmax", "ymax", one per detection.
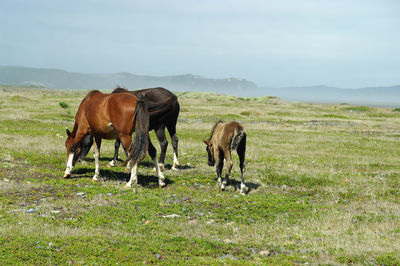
[
  {"xmin": 259, "ymin": 85, "xmax": 400, "ymax": 107},
  {"xmin": 1, "ymin": 66, "xmax": 399, "ymax": 106},
  {"xmin": 0, "ymin": 66, "xmax": 257, "ymax": 95}
]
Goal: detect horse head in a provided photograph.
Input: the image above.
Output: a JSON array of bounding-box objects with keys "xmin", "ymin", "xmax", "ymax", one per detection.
[
  {"xmin": 65, "ymin": 128, "xmax": 83, "ymax": 169},
  {"xmin": 203, "ymin": 140, "xmax": 215, "ymax": 166}
]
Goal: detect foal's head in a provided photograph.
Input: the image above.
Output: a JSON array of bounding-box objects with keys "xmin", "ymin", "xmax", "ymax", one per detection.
[
  {"xmin": 65, "ymin": 128, "xmax": 83, "ymax": 166},
  {"xmin": 203, "ymin": 140, "xmax": 215, "ymax": 166}
]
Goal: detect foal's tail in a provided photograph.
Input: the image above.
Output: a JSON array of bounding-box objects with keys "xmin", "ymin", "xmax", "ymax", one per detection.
[
  {"xmin": 231, "ymin": 127, "xmax": 246, "ymax": 151},
  {"xmin": 125, "ymin": 99, "xmax": 149, "ymax": 167}
]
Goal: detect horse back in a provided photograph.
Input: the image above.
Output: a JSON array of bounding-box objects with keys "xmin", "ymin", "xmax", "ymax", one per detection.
[
  {"xmin": 82, "ymin": 92, "xmax": 141, "ymax": 139},
  {"xmin": 212, "ymin": 121, "xmax": 245, "ymax": 151}
]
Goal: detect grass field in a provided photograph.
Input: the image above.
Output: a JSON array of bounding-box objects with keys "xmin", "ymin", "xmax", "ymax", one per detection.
[{"xmin": 0, "ymin": 86, "xmax": 399, "ymax": 265}]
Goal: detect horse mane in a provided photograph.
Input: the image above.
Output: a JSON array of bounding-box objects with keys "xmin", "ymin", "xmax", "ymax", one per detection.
[
  {"xmin": 111, "ymin": 86, "xmax": 129, "ymax": 94},
  {"xmin": 81, "ymin": 90, "xmax": 101, "ymax": 104},
  {"xmin": 208, "ymin": 120, "xmax": 224, "ymax": 141}
]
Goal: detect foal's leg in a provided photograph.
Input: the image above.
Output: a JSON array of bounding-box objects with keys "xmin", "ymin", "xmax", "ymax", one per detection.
[
  {"xmin": 215, "ymin": 150, "xmax": 224, "ymax": 189},
  {"xmin": 93, "ymin": 137, "xmax": 102, "ymax": 181},
  {"xmin": 221, "ymin": 150, "xmax": 233, "ymax": 191},
  {"xmin": 148, "ymin": 138, "xmax": 166, "ymax": 187},
  {"xmin": 237, "ymin": 136, "xmax": 247, "ymax": 194},
  {"xmin": 167, "ymin": 124, "xmax": 179, "ymax": 170},
  {"xmin": 155, "ymin": 127, "xmax": 168, "ymax": 171}
]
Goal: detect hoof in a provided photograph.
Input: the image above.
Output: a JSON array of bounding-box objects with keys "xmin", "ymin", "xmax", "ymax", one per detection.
[
  {"xmin": 159, "ymin": 183, "xmax": 166, "ymax": 188},
  {"xmin": 106, "ymin": 164, "xmax": 113, "ymax": 168},
  {"xmin": 171, "ymin": 166, "xmax": 179, "ymax": 171},
  {"xmin": 158, "ymin": 163, "xmax": 166, "ymax": 171},
  {"xmin": 63, "ymin": 174, "xmax": 71, "ymax": 179}
]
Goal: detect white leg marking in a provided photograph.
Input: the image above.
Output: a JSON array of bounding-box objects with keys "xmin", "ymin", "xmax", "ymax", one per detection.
[
  {"xmin": 93, "ymin": 152, "xmax": 100, "ymax": 181},
  {"xmin": 154, "ymin": 157, "xmax": 165, "ymax": 187},
  {"xmin": 240, "ymin": 182, "xmax": 247, "ymax": 195},
  {"xmin": 171, "ymin": 152, "xmax": 179, "ymax": 170},
  {"xmin": 109, "ymin": 159, "xmax": 116, "ymax": 167},
  {"xmin": 125, "ymin": 164, "xmax": 138, "ymax": 188},
  {"xmin": 158, "ymin": 163, "xmax": 165, "ymax": 171},
  {"xmin": 64, "ymin": 152, "xmax": 75, "ymax": 177}
]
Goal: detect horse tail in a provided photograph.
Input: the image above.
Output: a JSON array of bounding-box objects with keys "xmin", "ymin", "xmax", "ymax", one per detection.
[{"xmin": 124, "ymin": 99, "xmax": 149, "ymax": 167}]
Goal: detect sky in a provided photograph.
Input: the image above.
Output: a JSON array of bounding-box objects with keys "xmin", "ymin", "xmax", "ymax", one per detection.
[{"xmin": 1, "ymin": 0, "xmax": 399, "ymax": 88}]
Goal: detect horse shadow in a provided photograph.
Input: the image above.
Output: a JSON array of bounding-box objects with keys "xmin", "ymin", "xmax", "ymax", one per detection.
[
  {"xmin": 225, "ymin": 179, "xmax": 260, "ymax": 194},
  {"xmin": 69, "ymin": 166, "xmax": 173, "ymax": 188}
]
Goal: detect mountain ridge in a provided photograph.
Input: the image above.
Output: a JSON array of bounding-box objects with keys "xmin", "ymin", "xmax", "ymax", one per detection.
[
  {"xmin": 0, "ymin": 66, "xmax": 256, "ymax": 94},
  {"xmin": 1, "ymin": 66, "xmax": 399, "ymax": 106}
]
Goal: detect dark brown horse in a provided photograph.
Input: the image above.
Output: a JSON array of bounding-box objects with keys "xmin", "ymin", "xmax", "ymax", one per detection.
[
  {"xmin": 203, "ymin": 121, "xmax": 247, "ymax": 194},
  {"xmin": 78, "ymin": 87, "xmax": 180, "ymax": 170},
  {"xmin": 64, "ymin": 90, "xmax": 165, "ymax": 188}
]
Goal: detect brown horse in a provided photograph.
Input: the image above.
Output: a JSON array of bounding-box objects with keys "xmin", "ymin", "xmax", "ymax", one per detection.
[
  {"xmin": 64, "ymin": 90, "xmax": 165, "ymax": 188},
  {"xmin": 203, "ymin": 121, "xmax": 247, "ymax": 194},
  {"xmin": 78, "ymin": 87, "xmax": 180, "ymax": 170}
]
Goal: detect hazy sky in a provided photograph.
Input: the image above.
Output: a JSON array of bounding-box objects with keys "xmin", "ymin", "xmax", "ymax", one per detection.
[{"xmin": 1, "ymin": 0, "xmax": 399, "ymax": 88}]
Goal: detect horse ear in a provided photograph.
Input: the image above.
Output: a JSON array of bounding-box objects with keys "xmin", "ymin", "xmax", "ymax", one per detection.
[
  {"xmin": 66, "ymin": 128, "xmax": 71, "ymax": 137},
  {"xmin": 203, "ymin": 140, "xmax": 209, "ymax": 145}
]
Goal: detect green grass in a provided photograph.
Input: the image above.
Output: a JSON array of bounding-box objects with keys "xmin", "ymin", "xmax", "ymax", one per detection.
[{"xmin": 0, "ymin": 87, "xmax": 399, "ymax": 264}]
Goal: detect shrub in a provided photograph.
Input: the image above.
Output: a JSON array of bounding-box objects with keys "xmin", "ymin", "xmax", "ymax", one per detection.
[{"xmin": 59, "ymin": 102, "xmax": 70, "ymax": 109}]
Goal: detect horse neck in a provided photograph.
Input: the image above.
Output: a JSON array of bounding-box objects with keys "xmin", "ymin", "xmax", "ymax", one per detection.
[{"xmin": 70, "ymin": 121, "xmax": 79, "ymax": 137}]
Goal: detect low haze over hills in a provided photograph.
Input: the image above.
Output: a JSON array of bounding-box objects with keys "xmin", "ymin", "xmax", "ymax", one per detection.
[
  {"xmin": 0, "ymin": 66, "xmax": 399, "ymax": 107},
  {"xmin": 0, "ymin": 66, "xmax": 256, "ymax": 95}
]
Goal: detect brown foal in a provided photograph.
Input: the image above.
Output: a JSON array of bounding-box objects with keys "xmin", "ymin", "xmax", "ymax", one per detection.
[{"xmin": 203, "ymin": 121, "xmax": 247, "ymax": 194}]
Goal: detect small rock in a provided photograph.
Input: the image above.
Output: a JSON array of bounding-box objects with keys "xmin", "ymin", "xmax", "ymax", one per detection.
[
  {"xmin": 282, "ymin": 184, "xmax": 288, "ymax": 191},
  {"xmin": 206, "ymin": 220, "xmax": 215, "ymax": 224},
  {"xmin": 247, "ymin": 218, "xmax": 255, "ymax": 223},
  {"xmin": 76, "ymin": 192, "xmax": 86, "ymax": 198},
  {"xmin": 154, "ymin": 254, "xmax": 162, "ymax": 260},
  {"xmin": 259, "ymin": 250, "xmax": 270, "ymax": 257},
  {"xmin": 194, "ymin": 211, "xmax": 205, "ymax": 216},
  {"xmin": 233, "ymin": 195, "xmax": 239, "ymax": 198},
  {"xmin": 26, "ymin": 208, "xmax": 35, "ymax": 213},
  {"xmin": 50, "ymin": 210, "xmax": 61, "ymax": 214},
  {"xmin": 106, "ymin": 193, "xmax": 113, "ymax": 196},
  {"xmin": 3, "ymin": 178, "xmax": 10, "ymax": 182},
  {"xmin": 223, "ymin": 239, "xmax": 232, "ymax": 244},
  {"xmin": 144, "ymin": 220, "xmax": 151, "ymax": 225}
]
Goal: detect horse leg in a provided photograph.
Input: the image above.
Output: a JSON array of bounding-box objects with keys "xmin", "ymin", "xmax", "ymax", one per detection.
[
  {"xmin": 78, "ymin": 135, "xmax": 93, "ymax": 161},
  {"xmin": 148, "ymin": 137, "xmax": 166, "ymax": 187},
  {"xmin": 237, "ymin": 135, "xmax": 247, "ymax": 194},
  {"xmin": 119, "ymin": 135, "xmax": 137, "ymax": 188},
  {"xmin": 155, "ymin": 127, "xmax": 168, "ymax": 171},
  {"xmin": 167, "ymin": 124, "xmax": 179, "ymax": 170},
  {"xmin": 93, "ymin": 137, "xmax": 102, "ymax": 181},
  {"xmin": 221, "ymin": 150, "xmax": 233, "ymax": 191},
  {"xmin": 109, "ymin": 139, "xmax": 121, "ymax": 167},
  {"xmin": 215, "ymin": 149, "xmax": 224, "ymax": 189}
]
